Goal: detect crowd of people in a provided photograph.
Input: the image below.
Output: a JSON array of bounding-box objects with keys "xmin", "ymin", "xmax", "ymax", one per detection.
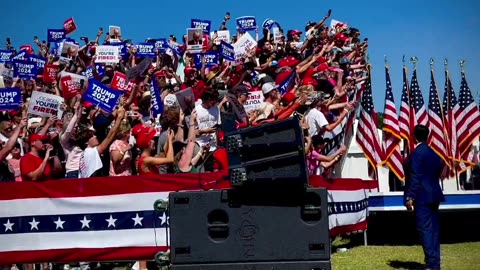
[
  {"xmin": 0, "ymin": 9, "xmax": 369, "ymax": 184},
  {"xmin": 0, "ymin": 9, "xmax": 371, "ymax": 270}
]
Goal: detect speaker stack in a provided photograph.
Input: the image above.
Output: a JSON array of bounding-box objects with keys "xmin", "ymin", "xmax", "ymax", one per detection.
[{"xmin": 158, "ymin": 118, "xmax": 332, "ymax": 269}]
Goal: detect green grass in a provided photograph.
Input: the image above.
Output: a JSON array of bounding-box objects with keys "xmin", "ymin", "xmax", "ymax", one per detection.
[{"xmin": 332, "ymin": 240, "xmax": 480, "ymax": 270}]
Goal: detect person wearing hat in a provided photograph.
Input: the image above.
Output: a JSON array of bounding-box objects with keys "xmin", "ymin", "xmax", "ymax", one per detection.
[
  {"xmin": 0, "ymin": 118, "xmax": 26, "ymax": 182},
  {"xmin": 19, "ymin": 133, "xmax": 57, "ymax": 181},
  {"xmin": 254, "ymin": 82, "xmax": 279, "ymax": 122},
  {"xmin": 305, "ymin": 91, "xmax": 351, "ymax": 137},
  {"xmin": 136, "ymin": 127, "xmax": 174, "ymax": 176},
  {"xmin": 304, "ymin": 9, "xmax": 331, "ymax": 41}
]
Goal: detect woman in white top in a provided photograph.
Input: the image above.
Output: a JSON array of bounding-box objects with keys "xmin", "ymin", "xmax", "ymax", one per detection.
[{"xmin": 78, "ymin": 107, "xmax": 125, "ymax": 178}]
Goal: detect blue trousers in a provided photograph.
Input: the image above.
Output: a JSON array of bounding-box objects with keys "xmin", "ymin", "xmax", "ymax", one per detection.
[{"xmin": 415, "ymin": 203, "xmax": 441, "ymax": 269}]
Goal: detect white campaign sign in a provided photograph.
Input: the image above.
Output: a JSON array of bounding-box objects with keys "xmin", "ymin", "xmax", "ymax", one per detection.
[
  {"xmin": 95, "ymin": 46, "xmax": 119, "ymax": 63},
  {"xmin": 243, "ymin": 91, "xmax": 264, "ymax": 113},
  {"xmin": 28, "ymin": 91, "xmax": 64, "ymax": 118},
  {"xmin": 233, "ymin": 32, "xmax": 257, "ymax": 65}
]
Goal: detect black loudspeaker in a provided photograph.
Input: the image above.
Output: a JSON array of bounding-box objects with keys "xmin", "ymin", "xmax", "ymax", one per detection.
[
  {"xmin": 171, "ymin": 261, "xmax": 331, "ymax": 270},
  {"xmin": 225, "ymin": 117, "xmax": 308, "ymax": 187},
  {"xmin": 169, "ymin": 188, "xmax": 330, "ymax": 264}
]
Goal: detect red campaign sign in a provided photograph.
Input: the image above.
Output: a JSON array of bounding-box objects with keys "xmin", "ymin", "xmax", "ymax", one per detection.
[
  {"xmin": 63, "ymin": 17, "xmax": 77, "ymax": 35},
  {"xmin": 20, "ymin": 45, "xmax": 33, "ymax": 55},
  {"xmin": 202, "ymin": 34, "xmax": 210, "ymax": 51},
  {"xmin": 60, "ymin": 76, "xmax": 80, "ymax": 99},
  {"xmin": 111, "ymin": 71, "xmax": 135, "ymax": 93},
  {"xmin": 43, "ymin": 64, "xmax": 60, "ymax": 83}
]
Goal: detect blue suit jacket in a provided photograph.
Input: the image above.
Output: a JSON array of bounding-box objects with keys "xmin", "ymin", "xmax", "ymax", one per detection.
[{"xmin": 404, "ymin": 143, "xmax": 445, "ymax": 205}]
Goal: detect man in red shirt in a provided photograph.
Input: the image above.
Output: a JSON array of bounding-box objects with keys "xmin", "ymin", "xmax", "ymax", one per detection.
[{"xmin": 20, "ymin": 134, "xmax": 55, "ymax": 181}]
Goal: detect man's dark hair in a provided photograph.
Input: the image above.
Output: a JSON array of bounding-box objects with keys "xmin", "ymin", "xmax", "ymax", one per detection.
[
  {"xmin": 201, "ymin": 87, "xmax": 219, "ymax": 102},
  {"xmin": 413, "ymin": 125, "xmax": 429, "ymax": 142}
]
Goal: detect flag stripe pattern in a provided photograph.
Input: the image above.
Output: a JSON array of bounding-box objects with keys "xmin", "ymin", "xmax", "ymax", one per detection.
[
  {"xmin": 456, "ymin": 71, "xmax": 480, "ymax": 159},
  {"xmin": 427, "ymin": 69, "xmax": 449, "ymax": 166},
  {"xmin": 382, "ymin": 66, "xmax": 405, "ymax": 181},
  {"xmin": 356, "ymin": 75, "xmax": 383, "ymax": 171},
  {"xmin": 0, "ymin": 173, "xmax": 376, "ymax": 264},
  {"xmin": 399, "ymin": 67, "xmax": 411, "ymax": 145},
  {"xmin": 410, "ymin": 69, "xmax": 429, "ymax": 128}
]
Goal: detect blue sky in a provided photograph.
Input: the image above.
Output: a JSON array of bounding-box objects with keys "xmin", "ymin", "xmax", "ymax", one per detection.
[{"xmin": 0, "ymin": 0, "xmax": 478, "ymax": 111}]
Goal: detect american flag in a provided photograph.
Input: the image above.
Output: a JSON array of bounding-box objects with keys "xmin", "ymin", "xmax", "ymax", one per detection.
[
  {"xmin": 356, "ymin": 76, "xmax": 383, "ymax": 175},
  {"xmin": 427, "ymin": 69, "xmax": 449, "ymax": 166},
  {"xmin": 382, "ymin": 66, "xmax": 405, "ymax": 181},
  {"xmin": 409, "ymin": 69, "xmax": 429, "ymax": 128},
  {"xmin": 456, "ymin": 71, "xmax": 480, "ymax": 160},
  {"xmin": 442, "ymin": 70, "xmax": 460, "ymax": 162},
  {"xmin": 399, "ymin": 67, "xmax": 412, "ymax": 146},
  {"xmin": 0, "ymin": 173, "xmax": 376, "ymax": 264}
]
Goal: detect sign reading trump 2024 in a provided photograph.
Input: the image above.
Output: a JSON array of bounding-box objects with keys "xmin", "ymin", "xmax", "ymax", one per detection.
[
  {"xmin": 28, "ymin": 91, "xmax": 64, "ymax": 118},
  {"xmin": 0, "ymin": 88, "xmax": 22, "ymax": 111},
  {"xmin": 84, "ymin": 79, "xmax": 123, "ymax": 114}
]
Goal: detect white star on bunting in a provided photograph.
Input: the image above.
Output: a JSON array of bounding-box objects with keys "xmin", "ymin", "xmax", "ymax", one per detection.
[
  {"xmin": 106, "ymin": 215, "xmax": 117, "ymax": 228},
  {"xmin": 132, "ymin": 213, "xmax": 144, "ymax": 227},
  {"xmin": 54, "ymin": 217, "xmax": 65, "ymax": 229},
  {"xmin": 80, "ymin": 216, "xmax": 91, "ymax": 229},
  {"xmin": 29, "ymin": 218, "xmax": 40, "ymax": 230},
  {"xmin": 3, "ymin": 219, "xmax": 14, "ymax": 232},
  {"xmin": 159, "ymin": 212, "xmax": 169, "ymax": 225}
]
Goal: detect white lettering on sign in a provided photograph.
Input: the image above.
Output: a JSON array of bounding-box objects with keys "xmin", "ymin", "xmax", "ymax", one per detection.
[
  {"xmin": 51, "ymin": 31, "xmax": 63, "ymax": 39},
  {"xmin": 150, "ymin": 85, "xmax": 160, "ymax": 111},
  {"xmin": 221, "ymin": 45, "xmax": 234, "ymax": 57},
  {"xmin": 239, "ymin": 19, "xmax": 255, "ymax": 28},
  {"xmin": 30, "ymin": 57, "xmax": 45, "ymax": 68},
  {"xmin": 203, "ymin": 54, "xmax": 216, "ymax": 64},
  {"xmin": 16, "ymin": 63, "xmax": 34, "ymax": 74},
  {"xmin": 0, "ymin": 91, "xmax": 17, "ymax": 103},
  {"xmin": 0, "ymin": 52, "xmax": 12, "ymax": 61},
  {"xmin": 192, "ymin": 21, "xmax": 209, "ymax": 31},
  {"xmin": 155, "ymin": 40, "xmax": 165, "ymax": 49},
  {"xmin": 136, "ymin": 44, "xmax": 154, "ymax": 54},
  {"xmin": 92, "ymin": 84, "xmax": 115, "ymax": 104}
]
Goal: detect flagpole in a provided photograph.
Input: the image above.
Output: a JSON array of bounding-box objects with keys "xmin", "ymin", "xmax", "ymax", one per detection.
[
  {"xmin": 402, "ymin": 55, "xmax": 410, "ymax": 158},
  {"xmin": 367, "ymin": 62, "xmax": 380, "ymax": 192},
  {"xmin": 409, "ymin": 56, "xmax": 418, "ymax": 153},
  {"xmin": 430, "ymin": 58, "xmax": 445, "ymax": 191},
  {"xmin": 448, "ymin": 59, "xmax": 461, "ymax": 190}
]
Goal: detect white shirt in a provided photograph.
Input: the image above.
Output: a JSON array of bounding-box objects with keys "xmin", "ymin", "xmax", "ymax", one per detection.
[
  {"xmin": 306, "ymin": 108, "xmax": 329, "ymax": 137},
  {"xmin": 79, "ymin": 147, "xmax": 103, "ymax": 178},
  {"xmin": 195, "ymin": 104, "xmax": 221, "ymax": 151}
]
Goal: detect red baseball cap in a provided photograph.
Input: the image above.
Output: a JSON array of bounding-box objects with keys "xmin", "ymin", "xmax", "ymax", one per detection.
[
  {"xmin": 136, "ymin": 128, "xmax": 156, "ymax": 149},
  {"xmin": 132, "ymin": 124, "xmax": 152, "ymax": 138},
  {"xmin": 29, "ymin": 133, "xmax": 49, "ymax": 144},
  {"xmin": 282, "ymin": 92, "xmax": 297, "ymax": 105}
]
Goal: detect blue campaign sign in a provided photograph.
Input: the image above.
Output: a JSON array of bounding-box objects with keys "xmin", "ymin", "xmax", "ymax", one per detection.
[
  {"xmin": 84, "ymin": 79, "xmax": 123, "ymax": 114},
  {"xmin": 150, "ymin": 75, "xmax": 164, "ymax": 118},
  {"xmin": 236, "ymin": 16, "xmax": 257, "ymax": 31},
  {"xmin": 134, "ymin": 43, "xmax": 156, "ymax": 58},
  {"xmin": 0, "ymin": 50, "xmax": 14, "ymax": 64},
  {"xmin": 110, "ymin": 42, "xmax": 128, "ymax": 57},
  {"xmin": 191, "ymin": 19, "xmax": 211, "ymax": 34},
  {"xmin": 0, "ymin": 88, "xmax": 22, "ymax": 111},
  {"xmin": 13, "ymin": 60, "xmax": 38, "ymax": 80},
  {"xmin": 154, "ymin": 39, "xmax": 167, "ymax": 52},
  {"xmin": 219, "ymin": 41, "xmax": 235, "ymax": 61},
  {"xmin": 193, "ymin": 52, "xmax": 219, "ymax": 68},
  {"xmin": 47, "ymin": 29, "xmax": 66, "ymax": 42},
  {"xmin": 27, "ymin": 55, "xmax": 46, "ymax": 71}
]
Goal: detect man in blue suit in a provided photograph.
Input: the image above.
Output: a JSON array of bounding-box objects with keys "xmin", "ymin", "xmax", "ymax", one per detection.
[{"xmin": 405, "ymin": 125, "xmax": 445, "ymax": 270}]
